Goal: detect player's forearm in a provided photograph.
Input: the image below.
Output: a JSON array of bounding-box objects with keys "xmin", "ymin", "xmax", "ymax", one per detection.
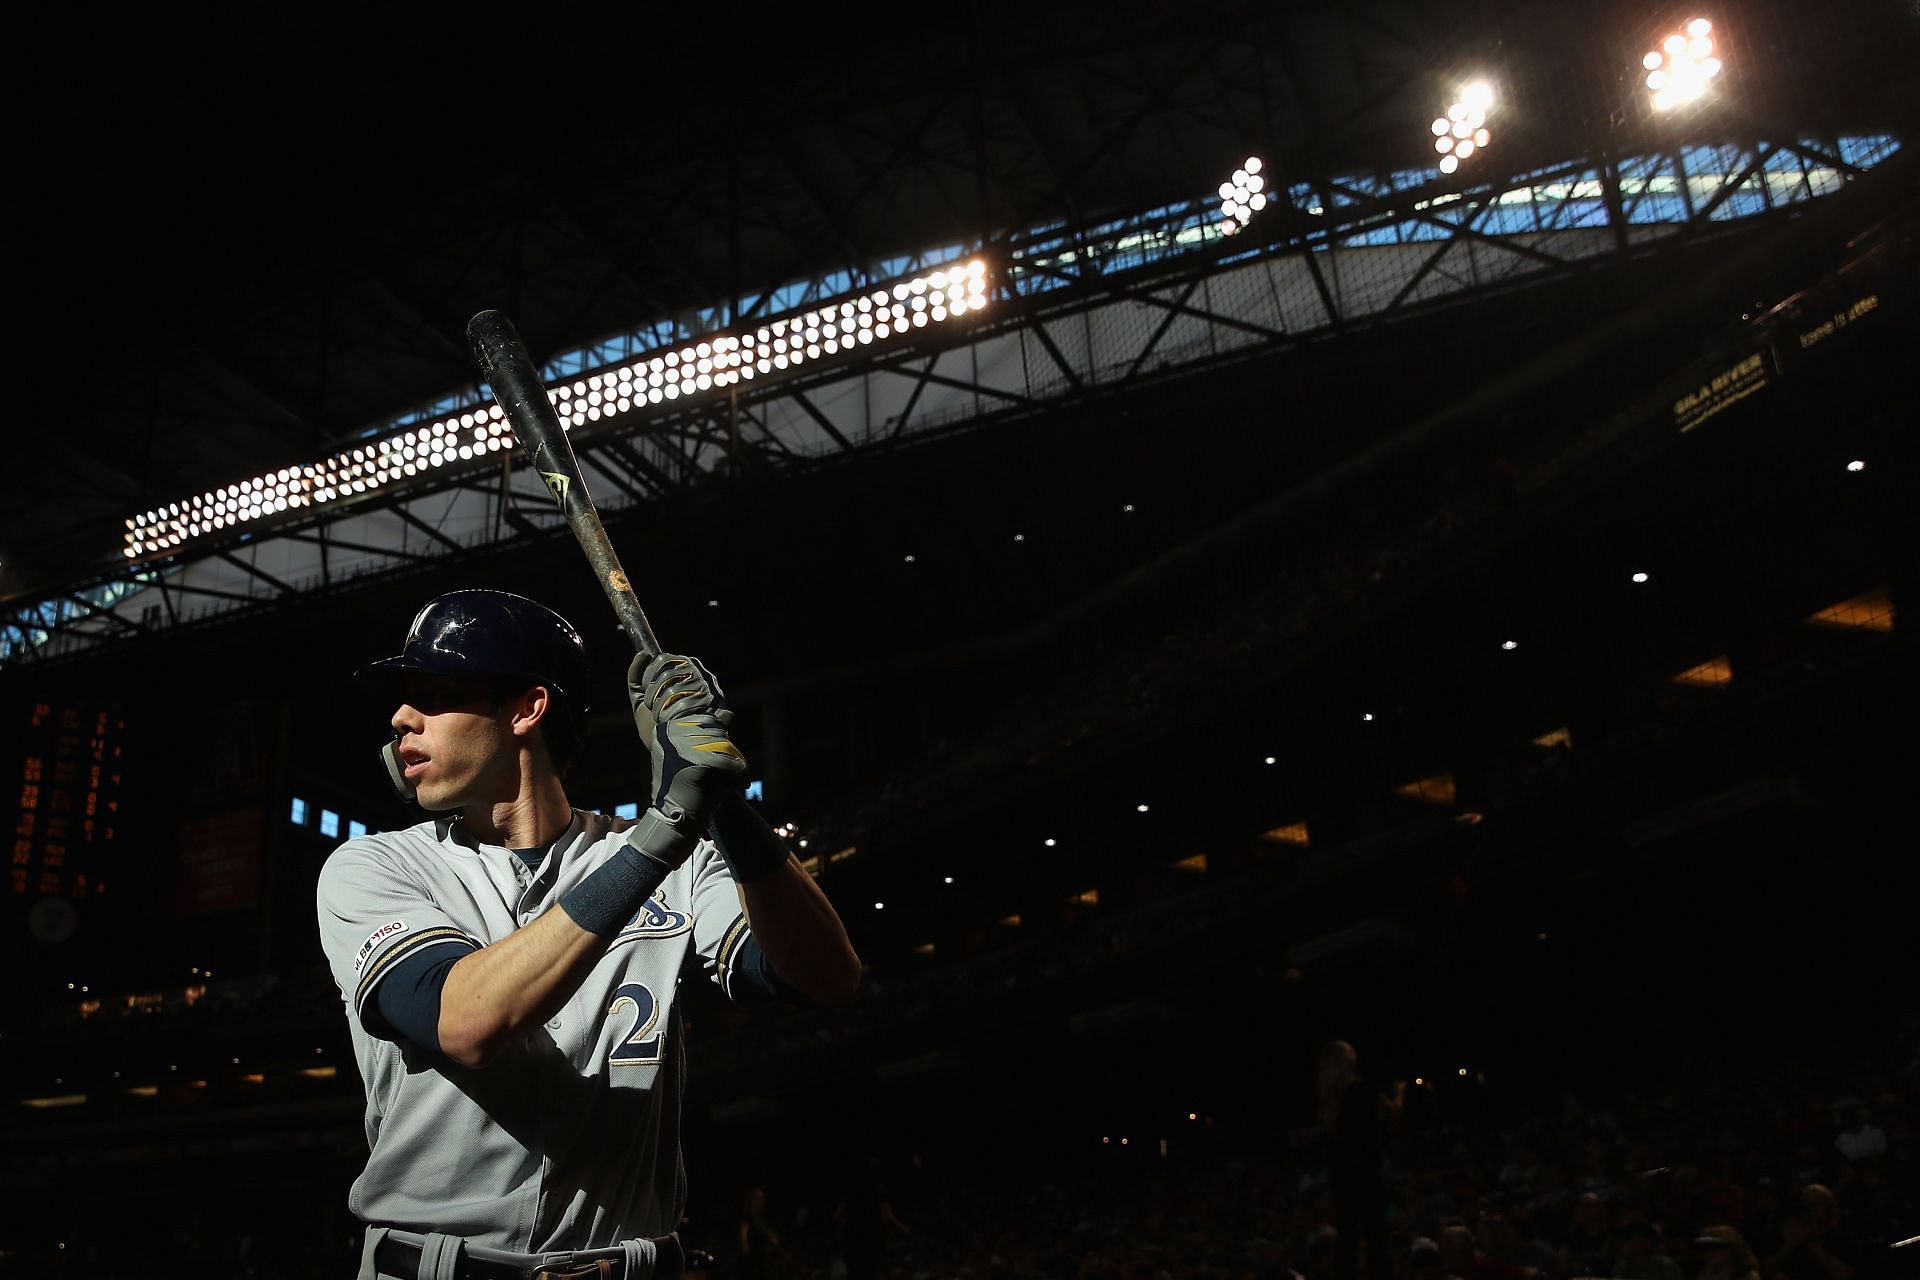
[
  {"xmin": 740, "ymin": 858, "xmax": 863, "ymax": 1004},
  {"xmin": 438, "ymin": 907, "xmax": 609, "ymax": 1068}
]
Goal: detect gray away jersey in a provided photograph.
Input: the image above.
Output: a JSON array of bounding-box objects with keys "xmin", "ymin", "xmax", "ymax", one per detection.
[{"xmin": 315, "ymin": 809, "xmax": 756, "ymax": 1252}]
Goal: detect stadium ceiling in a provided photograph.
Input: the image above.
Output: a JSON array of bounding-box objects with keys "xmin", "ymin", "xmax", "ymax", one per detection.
[{"xmin": 6, "ymin": 0, "xmax": 1913, "ymax": 637}]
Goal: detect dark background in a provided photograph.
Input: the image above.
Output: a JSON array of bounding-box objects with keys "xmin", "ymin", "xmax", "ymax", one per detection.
[{"xmin": 0, "ymin": 3, "xmax": 1914, "ymax": 1276}]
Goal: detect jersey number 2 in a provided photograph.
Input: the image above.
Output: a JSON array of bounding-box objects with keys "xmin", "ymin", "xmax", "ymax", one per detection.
[{"xmin": 608, "ymin": 982, "xmax": 663, "ymax": 1067}]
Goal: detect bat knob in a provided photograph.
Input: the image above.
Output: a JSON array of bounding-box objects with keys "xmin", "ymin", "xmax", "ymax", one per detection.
[{"xmin": 467, "ymin": 309, "xmax": 524, "ymax": 378}]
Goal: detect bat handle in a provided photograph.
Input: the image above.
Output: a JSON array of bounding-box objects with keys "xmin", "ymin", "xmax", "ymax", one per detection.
[
  {"xmin": 607, "ymin": 578, "xmax": 660, "ymax": 659},
  {"xmin": 597, "ymin": 577, "xmax": 659, "ymax": 659}
]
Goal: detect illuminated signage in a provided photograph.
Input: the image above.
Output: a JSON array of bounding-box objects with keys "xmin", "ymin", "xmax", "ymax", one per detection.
[{"xmin": 9, "ymin": 702, "xmax": 122, "ymax": 898}]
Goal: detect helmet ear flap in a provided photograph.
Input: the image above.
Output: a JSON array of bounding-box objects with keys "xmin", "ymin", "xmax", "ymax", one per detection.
[{"xmin": 379, "ymin": 739, "xmax": 417, "ymax": 804}]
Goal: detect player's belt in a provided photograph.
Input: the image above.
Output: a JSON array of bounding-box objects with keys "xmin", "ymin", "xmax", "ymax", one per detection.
[{"xmin": 374, "ymin": 1229, "xmax": 685, "ymax": 1280}]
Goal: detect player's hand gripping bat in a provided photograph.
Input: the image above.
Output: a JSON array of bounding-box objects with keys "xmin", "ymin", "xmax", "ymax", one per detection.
[
  {"xmin": 466, "ymin": 310, "xmax": 661, "ymax": 659},
  {"xmin": 469, "ymin": 311, "xmax": 745, "ymax": 861}
]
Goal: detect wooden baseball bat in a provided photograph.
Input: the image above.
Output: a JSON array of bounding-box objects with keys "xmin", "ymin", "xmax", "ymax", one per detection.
[{"xmin": 466, "ymin": 310, "xmax": 661, "ymax": 657}]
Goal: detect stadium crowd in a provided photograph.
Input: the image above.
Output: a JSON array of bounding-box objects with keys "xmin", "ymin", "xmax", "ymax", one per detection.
[{"xmin": 714, "ymin": 1060, "xmax": 1915, "ymax": 1280}]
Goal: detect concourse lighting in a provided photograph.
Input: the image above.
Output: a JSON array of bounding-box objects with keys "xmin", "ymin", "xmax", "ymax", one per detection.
[
  {"xmin": 123, "ymin": 259, "xmax": 992, "ymax": 560},
  {"xmin": 1632, "ymin": 572, "xmax": 1650, "ymax": 583},
  {"xmin": 1217, "ymin": 156, "xmax": 1268, "ymax": 236},
  {"xmin": 1501, "ymin": 640, "xmax": 1519, "ymax": 651},
  {"xmin": 1645, "ymin": 17, "xmax": 1722, "ymax": 111},
  {"xmin": 1432, "ymin": 81, "xmax": 1494, "ymax": 176},
  {"xmin": 1846, "ymin": 459, "xmax": 1865, "ymax": 472}
]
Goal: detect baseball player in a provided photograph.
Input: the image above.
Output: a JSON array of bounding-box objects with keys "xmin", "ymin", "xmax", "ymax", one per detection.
[{"xmin": 316, "ymin": 589, "xmax": 862, "ymax": 1280}]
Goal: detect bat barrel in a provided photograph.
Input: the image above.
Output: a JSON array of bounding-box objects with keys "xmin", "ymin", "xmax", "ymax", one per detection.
[{"xmin": 467, "ymin": 310, "xmax": 661, "ymax": 658}]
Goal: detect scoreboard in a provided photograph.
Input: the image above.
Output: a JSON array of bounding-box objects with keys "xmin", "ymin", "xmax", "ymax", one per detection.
[{"xmin": 10, "ymin": 700, "xmax": 123, "ymax": 899}]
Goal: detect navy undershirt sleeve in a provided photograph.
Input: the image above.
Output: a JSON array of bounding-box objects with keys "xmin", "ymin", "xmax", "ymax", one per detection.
[
  {"xmin": 709, "ymin": 793, "xmax": 796, "ymax": 883},
  {"xmin": 364, "ymin": 941, "xmax": 476, "ymax": 1054},
  {"xmin": 728, "ymin": 933, "xmax": 792, "ymax": 1005}
]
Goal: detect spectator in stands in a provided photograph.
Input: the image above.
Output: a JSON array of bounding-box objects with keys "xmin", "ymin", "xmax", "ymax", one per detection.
[
  {"xmin": 1302, "ymin": 1228, "xmax": 1340, "ymax": 1280},
  {"xmin": 1692, "ymin": 1227, "xmax": 1762, "ymax": 1280},
  {"xmin": 836, "ymin": 1151, "xmax": 910, "ymax": 1280},
  {"xmin": 1832, "ymin": 1108, "xmax": 1887, "ymax": 1164},
  {"xmin": 1741, "ymin": 1180, "xmax": 1787, "ymax": 1264},
  {"xmin": 1410, "ymin": 1172, "xmax": 1460, "ymax": 1237},
  {"xmin": 1479, "ymin": 1211, "xmax": 1555, "ymax": 1277},
  {"xmin": 1438, "ymin": 1223, "xmax": 1534, "ymax": 1280},
  {"xmin": 1282, "ymin": 1201, "xmax": 1327, "ymax": 1276},
  {"xmin": 1410, "ymin": 1238, "xmax": 1462, "ymax": 1280},
  {"xmin": 1251, "ymin": 1233, "xmax": 1306, "ymax": 1280},
  {"xmin": 1668, "ymin": 1167, "xmax": 1717, "ymax": 1247},
  {"xmin": 1762, "ymin": 1186, "xmax": 1858, "ymax": 1280},
  {"xmin": 1319, "ymin": 1041, "xmax": 1404, "ymax": 1280},
  {"xmin": 1611, "ymin": 1221, "xmax": 1683, "ymax": 1280},
  {"xmin": 1497, "ymin": 1144, "xmax": 1540, "ymax": 1198},
  {"xmin": 1561, "ymin": 1193, "xmax": 1615, "ymax": 1277},
  {"xmin": 1530, "ymin": 1164, "xmax": 1574, "ymax": 1234},
  {"xmin": 738, "ymin": 1186, "xmax": 793, "ymax": 1280}
]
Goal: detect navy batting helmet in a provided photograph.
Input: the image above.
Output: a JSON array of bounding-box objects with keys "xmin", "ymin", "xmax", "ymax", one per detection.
[{"xmin": 356, "ymin": 589, "xmax": 593, "ymax": 712}]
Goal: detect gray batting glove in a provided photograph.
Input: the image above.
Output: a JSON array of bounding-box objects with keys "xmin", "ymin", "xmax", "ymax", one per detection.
[{"xmin": 624, "ymin": 653, "xmax": 748, "ymax": 868}]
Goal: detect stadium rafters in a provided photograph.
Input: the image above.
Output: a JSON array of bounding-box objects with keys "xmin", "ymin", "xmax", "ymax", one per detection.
[{"xmin": 3, "ymin": 125, "xmax": 1901, "ymax": 666}]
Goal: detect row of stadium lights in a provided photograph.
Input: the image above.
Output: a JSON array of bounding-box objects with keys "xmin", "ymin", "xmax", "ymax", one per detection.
[
  {"xmin": 121, "ymin": 19, "xmax": 1754, "ymax": 558},
  {"xmin": 122, "ymin": 262, "xmax": 990, "ymax": 559},
  {"xmin": 120, "ymin": 19, "xmax": 1730, "ymax": 554},
  {"xmin": 123, "ymin": 408, "xmax": 517, "ymax": 554},
  {"xmin": 1215, "ymin": 15, "xmax": 1728, "ymax": 232},
  {"xmin": 553, "ymin": 262, "xmax": 988, "ymax": 429}
]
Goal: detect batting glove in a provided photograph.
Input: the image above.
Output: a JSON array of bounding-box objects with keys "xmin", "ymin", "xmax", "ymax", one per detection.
[{"xmin": 625, "ymin": 653, "xmax": 748, "ymax": 868}]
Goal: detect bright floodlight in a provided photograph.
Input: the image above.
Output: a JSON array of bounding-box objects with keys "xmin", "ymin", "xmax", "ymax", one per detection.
[
  {"xmin": 121, "ymin": 259, "xmax": 992, "ymax": 560},
  {"xmin": 1217, "ymin": 155, "xmax": 1268, "ymax": 235},
  {"xmin": 1432, "ymin": 81, "xmax": 1494, "ymax": 175},
  {"xmin": 1646, "ymin": 18, "xmax": 1722, "ymax": 110}
]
